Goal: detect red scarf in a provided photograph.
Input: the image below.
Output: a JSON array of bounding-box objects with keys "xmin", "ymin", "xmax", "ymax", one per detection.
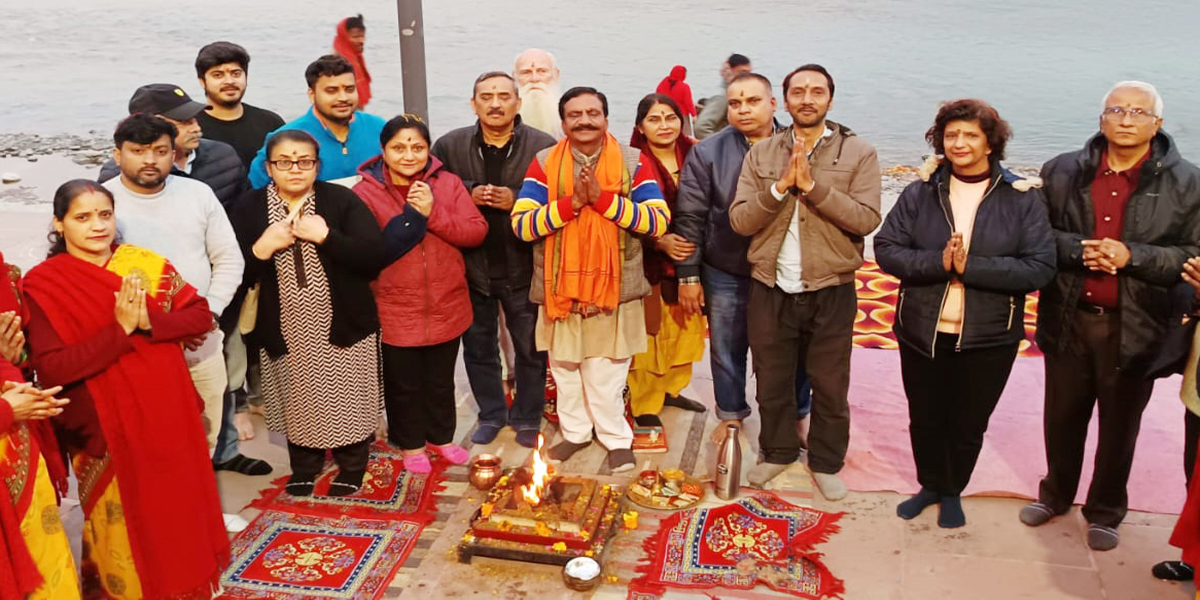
[
  {"xmin": 333, "ymin": 18, "xmax": 372, "ymax": 108},
  {"xmin": 22, "ymin": 249, "xmax": 228, "ymax": 599},
  {"xmin": 628, "ymin": 134, "xmax": 694, "ymax": 287}
]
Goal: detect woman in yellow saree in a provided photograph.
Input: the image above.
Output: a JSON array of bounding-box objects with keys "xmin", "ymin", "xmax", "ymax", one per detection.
[
  {"xmin": 23, "ymin": 180, "xmax": 228, "ymax": 600},
  {"xmin": 0, "ymin": 250, "xmax": 78, "ymax": 600}
]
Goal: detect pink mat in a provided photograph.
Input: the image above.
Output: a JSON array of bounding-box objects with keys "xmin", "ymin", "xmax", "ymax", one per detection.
[{"xmin": 843, "ymin": 347, "xmax": 1187, "ymax": 515}]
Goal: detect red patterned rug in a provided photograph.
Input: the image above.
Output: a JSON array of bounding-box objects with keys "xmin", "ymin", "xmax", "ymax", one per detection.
[
  {"xmin": 630, "ymin": 493, "xmax": 845, "ymax": 600},
  {"xmin": 248, "ymin": 443, "xmax": 446, "ymax": 521},
  {"xmin": 218, "ymin": 510, "xmax": 423, "ymax": 600}
]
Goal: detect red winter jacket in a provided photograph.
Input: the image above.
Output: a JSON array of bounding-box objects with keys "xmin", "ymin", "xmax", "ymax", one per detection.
[{"xmin": 353, "ymin": 155, "xmax": 487, "ymax": 347}]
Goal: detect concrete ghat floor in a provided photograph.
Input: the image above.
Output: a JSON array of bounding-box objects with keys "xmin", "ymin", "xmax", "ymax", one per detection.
[{"xmin": 201, "ymin": 353, "xmax": 1195, "ymax": 600}]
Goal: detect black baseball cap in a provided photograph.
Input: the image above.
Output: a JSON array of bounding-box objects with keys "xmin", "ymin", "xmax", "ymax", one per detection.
[{"xmin": 128, "ymin": 84, "xmax": 209, "ymax": 120}]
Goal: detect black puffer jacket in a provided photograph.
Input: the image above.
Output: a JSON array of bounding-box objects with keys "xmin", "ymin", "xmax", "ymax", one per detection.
[
  {"xmin": 874, "ymin": 162, "xmax": 1056, "ymax": 357},
  {"xmin": 100, "ymin": 138, "xmax": 248, "ymax": 208},
  {"xmin": 430, "ymin": 118, "xmax": 555, "ymax": 295},
  {"xmin": 1036, "ymin": 131, "xmax": 1200, "ymax": 373}
]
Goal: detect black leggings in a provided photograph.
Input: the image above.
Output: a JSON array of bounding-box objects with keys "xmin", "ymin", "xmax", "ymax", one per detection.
[{"xmin": 382, "ymin": 337, "xmax": 461, "ymax": 450}]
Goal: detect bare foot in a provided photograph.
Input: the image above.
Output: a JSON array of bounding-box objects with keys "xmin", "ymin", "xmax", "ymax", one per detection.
[
  {"xmin": 376, "ymin": 412, "xmax": 388, "ymax": 442},
  {"xmin": 796, "ymin": 415, "xmax": 810, "ymax": 450},
  {"xmin": 233, "ymin": 412, "xmax": 256, "ymax": 441},
  {"xmin": 710, "ymin": 419, "xmax": 742, "ymax": 445}
]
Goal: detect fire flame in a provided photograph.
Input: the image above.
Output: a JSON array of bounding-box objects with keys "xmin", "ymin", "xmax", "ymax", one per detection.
[{"xmin": 518, "ymin": 434, "xmax": 549, "ymax": 505}]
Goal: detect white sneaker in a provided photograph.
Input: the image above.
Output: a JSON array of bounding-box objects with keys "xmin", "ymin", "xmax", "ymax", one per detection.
[{"xmin": 223, "ymin": 513, "xmax": 249, "ymax": 533}]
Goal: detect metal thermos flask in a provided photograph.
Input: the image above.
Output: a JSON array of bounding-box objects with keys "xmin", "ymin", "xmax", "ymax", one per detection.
[{"xmin": 714, "ymin": 424, "xmax": 742, "ymax": 500}]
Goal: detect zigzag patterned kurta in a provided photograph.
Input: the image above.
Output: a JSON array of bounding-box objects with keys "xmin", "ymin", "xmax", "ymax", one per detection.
[{"xmin": 259, "ymin": 190, "xmax": 380, "ymax": 448}]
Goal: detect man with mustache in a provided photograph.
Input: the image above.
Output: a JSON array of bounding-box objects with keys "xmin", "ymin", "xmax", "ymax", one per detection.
[
  {"xmin": 694, "ymin": 53, "xmax": 753, "ymax": 140},
  {"xmin": 431, "ymin": 72, "xmax": 555, "ymax": 448},
  {"xmin": 729, "ymin": 64, "xmax": 882, "ymax": 495},
  {"xmin": 511, "ymin": 87, "xmax": 670, "ymax": 472},
  {"xmin": 194, "ymin": 42, "xmax": 285, "ymax": 170},
  {"xmin": 99, "ymin": 84, "xmax": 247, "ymax": 207},
  {"xmin": 249, "ymin": 55, "xmax": 385, "ymax": 188},
  {"xmin": 513, "ymin": 48, "xmax": 563, "ymax": 139},
  {"xmin": 102, "ymin": 113, "xmax": 259, "ymax": 532}
]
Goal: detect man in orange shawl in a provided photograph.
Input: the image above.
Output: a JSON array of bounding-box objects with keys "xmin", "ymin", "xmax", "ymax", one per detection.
[
  {"xmin": 333, "ymin": 15, "xmax": 372, "ymax": 109},
  {"xmin": 512, "ymin": 87, "xmax": 670, "ymax": 473}
]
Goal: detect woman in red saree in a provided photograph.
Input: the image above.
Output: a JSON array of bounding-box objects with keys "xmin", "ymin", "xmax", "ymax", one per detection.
[
  {"xmin": 0, "ymin": 250, "xmax": 78, "ymax": 600},
  {"xmin": 22, "ymin": 180, "xmax": 228, "ymax": 600}
]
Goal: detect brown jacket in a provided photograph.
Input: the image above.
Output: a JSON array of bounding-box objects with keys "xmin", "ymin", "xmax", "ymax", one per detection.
[{"xmin": 729, "ymin": 122, "xmax": 881, "ymax": 290}]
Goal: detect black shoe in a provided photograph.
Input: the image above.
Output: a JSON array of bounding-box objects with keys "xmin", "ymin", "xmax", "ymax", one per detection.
[
  {"xmin": 214, "ymin": 454, "xmax": 273, "ymax": 476},
  {"xmin": 471, "ymin": 422, "xmax": 504, "ymax": 445},
  {"xmin": 634, "ymin": 414, "xmax": 663, "ymax": 427},
  {"xmin": 514, "ymin": 428, "xmax": 540, "ymax": 448},
  {"xmin": 285, "ymin": 475, "xmax": 315, "ymax": 497},
  {"xmin": 664, "ymin": 394, "xmax": 706, "ymax": 413},
  {"xmin": 327, "ymin": 470, "xmax": 364, "ymax": 497},
  {"xmin": 1152, "ymin": 560, "xmax": 1194, "ymax": 581}
]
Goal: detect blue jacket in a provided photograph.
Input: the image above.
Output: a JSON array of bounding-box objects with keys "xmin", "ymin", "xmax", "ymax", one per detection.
[
  {"xmin": 248, "ymin": 108, "xmax": 386, "ymax": 188},
  {"xmin": 874, "ymin": 162, "xmax": 1056, "ymax": 357},
  {"xmin": 673, "ymin": 122, "xmax": 782, "ymax": 279}
]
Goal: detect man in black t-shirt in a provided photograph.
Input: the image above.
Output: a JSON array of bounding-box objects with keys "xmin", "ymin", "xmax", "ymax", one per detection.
[{"xmin": 195, "ymin": 42, "xmax": 285, "ymax": 170}]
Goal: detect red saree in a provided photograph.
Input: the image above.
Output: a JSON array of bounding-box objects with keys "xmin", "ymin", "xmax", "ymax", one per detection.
[
  {"xmin": 22, "ymin": 246, "xmax": 228, "ymax": 599},
  {"xmin": 0, "ymin": 252, "xmax": 43, "ymax": 600}
]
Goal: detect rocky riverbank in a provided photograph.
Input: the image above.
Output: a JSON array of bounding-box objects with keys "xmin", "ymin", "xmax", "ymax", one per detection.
[{"xmin": 0, "ymin": 132, "xmax": 113, "ymax": 167}]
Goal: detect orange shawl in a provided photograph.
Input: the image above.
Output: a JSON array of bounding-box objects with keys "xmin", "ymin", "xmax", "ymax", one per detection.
[{"xmin": 543, "ymin": 133, "xmax": 630, "ymax": 320}]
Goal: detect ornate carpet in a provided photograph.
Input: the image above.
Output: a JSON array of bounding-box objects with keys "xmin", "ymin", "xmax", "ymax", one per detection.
[
  {"xmin": 219, "ymin": 443, "xmax": 446, "ymax": 599},
  {"xmin": 630, "ymin": 493, "xmax": 844, "ymax": 599}
]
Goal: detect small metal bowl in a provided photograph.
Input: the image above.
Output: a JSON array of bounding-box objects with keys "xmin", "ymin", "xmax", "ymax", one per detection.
[
  {"xmin": 468, "ymin": 454, "xmax": 503, "ymax": 490},
  {"xmin": 562, "ymin": 556, "xmax": 601, "ymax": 591}
]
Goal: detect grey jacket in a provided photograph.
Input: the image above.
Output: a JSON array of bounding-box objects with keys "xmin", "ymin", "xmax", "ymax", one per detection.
[{"xmin": 431, "ymin": 118, "xmax": 555, "ymax": 295}]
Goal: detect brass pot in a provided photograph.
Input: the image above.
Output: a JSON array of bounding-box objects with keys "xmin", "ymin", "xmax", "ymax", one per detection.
[{"xmin": 468, "ymin": 454, "xmax": 503, "ymax": 490}]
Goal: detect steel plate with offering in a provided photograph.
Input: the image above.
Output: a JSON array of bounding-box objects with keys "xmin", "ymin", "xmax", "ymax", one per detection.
[{"xmin": 625, "ymin": 466, "xmax": 705, "ymax": 511}]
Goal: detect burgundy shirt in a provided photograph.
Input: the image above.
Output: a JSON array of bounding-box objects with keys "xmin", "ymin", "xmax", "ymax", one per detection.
[{"xmin": 1082, "ymin": 149, "xmax": 1149, "ymax": 308}]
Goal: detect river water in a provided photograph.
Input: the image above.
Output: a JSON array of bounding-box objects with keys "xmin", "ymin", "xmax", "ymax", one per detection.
[{"xmin": 1, "ymin": 0, "xmax": 1198, "ymax": 166}]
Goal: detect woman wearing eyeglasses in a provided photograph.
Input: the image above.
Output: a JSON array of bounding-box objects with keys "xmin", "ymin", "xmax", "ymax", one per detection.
[
  {"xmin": 874, "ymin": 99, "xmax": 1056, "ymax": 528},
  {"xmin": 354, "ymin": 115, "xmax": 487, "ymax": 473},
  {"xmin": 229, "ymin": 129, "xmax": 390, "ymax": 497}
]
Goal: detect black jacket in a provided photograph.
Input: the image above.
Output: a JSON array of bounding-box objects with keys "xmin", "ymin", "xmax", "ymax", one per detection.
[
  {"xmin": 227, "ymin": 181, "xmax": 385, "ymax": 359},
  {"xmin": 674, "ymin": 122, "xmax": 783, "ymax": 279},
  {"xmin": 1037, "ymin": 131, "xmax": 1200, "ymax": 374},
  {"xmin": 874, "ymin": 163, "xmax": 1056, "ymax": 357},
  {"xmin": 430, "ymin": 118, "xmax": 555, "ymax": 294},
  {"xmin": 100, "ymin": 138, "xmax": 248, "ymax": 208}
]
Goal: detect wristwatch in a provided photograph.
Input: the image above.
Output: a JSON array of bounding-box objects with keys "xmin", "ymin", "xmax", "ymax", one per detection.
[{"xmin": 679, "ymin": 276, "xmax": 701, "ymax": 286}]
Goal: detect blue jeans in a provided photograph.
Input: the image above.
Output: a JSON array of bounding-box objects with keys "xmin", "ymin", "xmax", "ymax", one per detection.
[
  {"xmin": 462, "ymin": 285, "xmax": 546, "ymax": 430},
  {"xmin": 702, "ymin": 264, "xmax": 811, "ymax": 421}
]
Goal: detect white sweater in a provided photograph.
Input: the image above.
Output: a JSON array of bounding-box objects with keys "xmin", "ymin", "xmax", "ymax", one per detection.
[{"xmin": 104, "ymin": 175, "xmax": 244, "ymax": 317}]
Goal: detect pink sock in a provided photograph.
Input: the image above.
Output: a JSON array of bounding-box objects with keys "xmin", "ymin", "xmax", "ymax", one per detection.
[
  {"xmin": 402, "ymin": 452, "xmax": 432, "ymax": 474},
  {"xmin": 431, "ymin": 443, "xmax": 470, "ymax": 465}
]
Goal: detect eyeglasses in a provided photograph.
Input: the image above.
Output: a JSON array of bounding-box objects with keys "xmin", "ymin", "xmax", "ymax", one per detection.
[
  {"xmin": 269, "ymin": 159, "xmax": 318, "ymax": 171},
  {"xmin": 1101, "ymin": 107, "xmax": 1158, "ymax": 122}
]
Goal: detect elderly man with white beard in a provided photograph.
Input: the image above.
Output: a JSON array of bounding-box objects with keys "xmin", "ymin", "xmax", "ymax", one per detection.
[{"xmin": 514, "ymin": 48, "xmax": 563, "ymax": 139}]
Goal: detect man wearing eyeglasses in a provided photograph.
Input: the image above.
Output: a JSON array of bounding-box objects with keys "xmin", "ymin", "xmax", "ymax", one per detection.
[
  {"xmin": 249, "ymin": 55, "xmax": 385, "ymax": 189},
  {"xmin": 1021, "ymin": 81, "xmax": 1200, "ymax": 552}
]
